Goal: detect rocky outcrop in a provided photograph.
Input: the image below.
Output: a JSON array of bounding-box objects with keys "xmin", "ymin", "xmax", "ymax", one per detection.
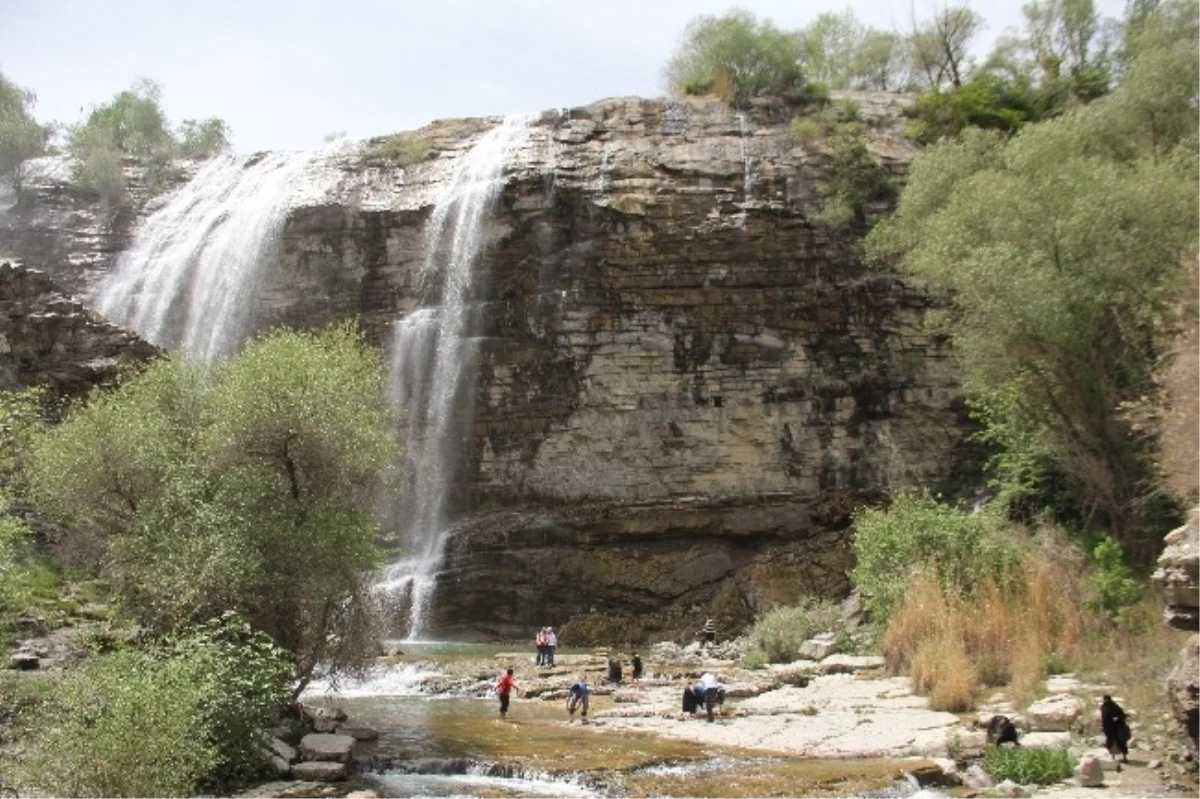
[
  {"xmin": 4, "ymin": 93, "xmax": 967, "ymax": 641},
  {"xmin": 1156, "ymin": 509, "xmax": 1199, "ymax": 764},
  {"xmin": 0, "ymin": 261, "xmax": 159, "ymax": 399}
]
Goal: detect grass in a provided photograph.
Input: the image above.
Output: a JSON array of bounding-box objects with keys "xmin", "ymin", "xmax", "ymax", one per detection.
[
  {"xmin": 366, "ymin": 132, "xmax": 430, "ymax": 167},
  {"xmin": 984, "ymin": 746, "xmax": 1075, "ymax": 785},
  {"xmin": 745, "ymin": 600, "xmax": 842, "ymax": 664}
]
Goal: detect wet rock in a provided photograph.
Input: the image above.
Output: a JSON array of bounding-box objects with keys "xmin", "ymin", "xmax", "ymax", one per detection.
[
  {"xmin": 299, "ymin": 733, "xmax": 355, "ymax": 763},
  {"xmin": 336, "ymin": 726, "xmax": 380, "ymax": 741},
  {"xmin": 290, "ymin": 761, "xmax": 347, "ymax": 782}
]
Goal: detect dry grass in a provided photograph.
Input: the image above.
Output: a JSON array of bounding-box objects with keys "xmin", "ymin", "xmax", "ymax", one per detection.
[{"xmin": 911, "ymin": 632, "xmax": 976, "ymax": 711}]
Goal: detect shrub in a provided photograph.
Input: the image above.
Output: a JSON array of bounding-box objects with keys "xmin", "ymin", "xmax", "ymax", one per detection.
[
  {"xmin": 746, "ymin": 600, "xmax": 841, "ymax": 663},
  {"xmin": 790, "ymin": 116, "xmax": 825, "ymax": 144},
  {"xmin": 742, "ymin": 648, "xmax": 768, "ymax": 669},
  {"xmin": 1088, "ymin": 537, "xmax": 1142, "ymax": 618},
  {"xmin": 664, "ymin": 10, "xmax": 808, "ymax": 106},
  {"xmin": 984, "ymin": 746, "xmax": 1075, "ymax": 785},
  {"xmin": 0, "ymin": 71, "xmax": 50, "ymax": 188},
  {"xmin": 851, "ymin": 494, "xmax": 1025, "ymax": 623},
  {"xmin": 177, "ymin": 117, "xmax": 230, "ymax": 159},
  {"xmin": 909, "ymin": 631, "xmax": 976, "ymax": 711},
  {"xmin": 368, "ymin": 132, "xmax": 430, "ymax": 167},
  {"xmin": 16, "ymin": 615, "xmax": 290, "ymax": 797}
]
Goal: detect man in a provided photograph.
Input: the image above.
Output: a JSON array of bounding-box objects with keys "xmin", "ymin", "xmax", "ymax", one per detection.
[
  {"xmin": 701, "ymin": 618, "xmax": 716, "ymax": 648},
  {"xmin": 545, "ymin": 627, "xmax": 557, "ymax": 667},
  {"xmin": 699, "ymin": 672, "xmax": 725, "ymax": 723},
  {"xmin": 567, "ymin": 679, "xmax": 590, "ymax": 720},
  {"xmin": 496, "ymin": 667, "xmax": 518, "ymax": 719},
  {"xmin": 534, "ymin": 627, "xmax": 547, "ymax": 666},
  {"xmin": 630, "ymin": 652, "xmax": 643, "ymax": 681},
  {"xmin": 1100, "ymin": 695, "xmax": 1131, "ymax": 771}
]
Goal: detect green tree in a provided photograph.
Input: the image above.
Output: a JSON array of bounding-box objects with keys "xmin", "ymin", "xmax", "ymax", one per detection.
[
  {"xmin": 27, "ymin": 325, "xmax": 401, "ymax": 694},
  {"xmin": 796, "ymin": 10, "xmax": 908, "ymax": 91},
  {"xmin": 664, "ymin": 9, "xmax": 807, "ymax": 105},
  {"xmin": 906, "ymin": 3, "xmax": 984, "ymax": 89},
  {"xmin": 868, "ymin": 24, "xmax": 1198, "ymax": 555},
  {"xmin": 0, "ymin": 71, "xmax": 50, "ymax": 189},
  {"xmin": 177, "ymin": 117, "xmax": 231, "ymax": 159},
  {"xmin": 816, "ymin": 125, "xmax": 897, "ymax": 230}
]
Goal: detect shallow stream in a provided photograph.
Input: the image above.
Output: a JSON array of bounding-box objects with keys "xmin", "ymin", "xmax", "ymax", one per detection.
[{"xmin": 303, "ymin": 642, "xmax": 936, "ymax": 798}]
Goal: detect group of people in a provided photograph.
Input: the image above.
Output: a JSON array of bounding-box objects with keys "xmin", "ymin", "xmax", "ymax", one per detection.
[
  {"xmin": 986, "ymin": 695, "xmax": 1133, "ymax": 772},
  {"xmin": 681, "ymin": 672, "xmax": 726, "ymax": 722},
  {"xmin": 534, "ymin": 626, "xmax": 557, "ymax": 667}
]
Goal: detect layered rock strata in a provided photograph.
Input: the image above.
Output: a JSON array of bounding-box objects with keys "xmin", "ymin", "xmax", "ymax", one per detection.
[
  {"xmin": 1155, "ymin": 509, "xmax": 1199, "ymax": 763},
  {"xmin": 3, "ymin": 93, "xmax": 967, "ymax": 641}
]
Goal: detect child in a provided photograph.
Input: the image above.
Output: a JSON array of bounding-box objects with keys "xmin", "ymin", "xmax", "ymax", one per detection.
[{"xmin": 496, "ymin": 667, "xmax": 518, "ymax": 718}]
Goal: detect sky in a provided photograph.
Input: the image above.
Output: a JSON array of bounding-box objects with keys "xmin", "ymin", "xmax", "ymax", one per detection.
[{"xmin": 1, "ymin": 0, "xmax": 1130, "ymax": 152}]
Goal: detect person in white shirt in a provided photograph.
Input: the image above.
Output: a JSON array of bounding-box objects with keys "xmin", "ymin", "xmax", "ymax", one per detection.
[{"xmin": 545, "ymin": 627, "xmax": 557, "ymax": 667}]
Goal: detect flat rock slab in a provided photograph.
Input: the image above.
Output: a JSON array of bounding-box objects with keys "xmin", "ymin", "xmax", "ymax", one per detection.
[
  {"xmin": 290, "ymin": 761, "xmax": 347, "ymax": 782},
  {"xmin": 1026, "ymin": 695, "xmax": 1082, "ymax": 732},
  {"xmin": 1022, "ymin": 731, "xmax": 1072, "ymax": 748},
  {"xmin": 299, "ymin": 733, "xmax": 355, "ymax": 763}
]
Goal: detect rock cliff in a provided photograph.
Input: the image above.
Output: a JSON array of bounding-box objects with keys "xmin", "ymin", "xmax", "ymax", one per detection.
[{"xmin": 1, "ymin": 93, "xmax": 969, "ymax": 642}]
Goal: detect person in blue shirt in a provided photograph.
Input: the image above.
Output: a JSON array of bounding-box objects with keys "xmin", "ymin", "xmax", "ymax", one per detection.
[{"xmin": 567, "ymin": 680, "xmax": 590, "ymax": 720}]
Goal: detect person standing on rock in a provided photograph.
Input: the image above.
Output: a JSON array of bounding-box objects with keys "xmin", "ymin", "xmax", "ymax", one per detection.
[
  {"xmin": 700, "ymin": 618, "xmax": 716, "ymax": 648},
  {"xmin": 630, "ymin": 652, "xmax": 643, "ymax": 682},
  {"xmin": 567, "ymin": 679, "xmax": 591, "ymax": 721},
  {"xmin": 496, "ymin": 667, "xmax": 518, "ymax": 719},
  {"xmin": 1100, "ymin": 694, "xmax": 1131, "ymax": 770},
  {"xmin": 535, "ymin": 627, "xmax": 547, "ymax": 666},
  {"xmin": 545, "ymin": 627, "xmax": 557, "ymax": 667}
]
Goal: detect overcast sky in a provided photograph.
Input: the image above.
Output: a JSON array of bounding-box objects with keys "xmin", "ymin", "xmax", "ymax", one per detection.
[{"xmin": 2, "ymin": 0, "xmax": 1130, "ymax": 152}]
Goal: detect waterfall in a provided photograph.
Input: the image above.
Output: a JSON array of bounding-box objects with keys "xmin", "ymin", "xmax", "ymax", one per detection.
[
  {"xmin": 94, "ymin": 150, "xmax": 318, "ymax": 360},
  {"xmin": 736, "ymin": 111, "xmax": 753, "ymax": 227},
  {"xmin": 382, "ymin": 115, "xmax": 534, "ymax": 640}
]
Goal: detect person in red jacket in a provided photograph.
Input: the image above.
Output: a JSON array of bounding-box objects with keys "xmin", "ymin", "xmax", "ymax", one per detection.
[{"xmin": 496, "ymin": 667, "xmax": 518, "ymax": 718}]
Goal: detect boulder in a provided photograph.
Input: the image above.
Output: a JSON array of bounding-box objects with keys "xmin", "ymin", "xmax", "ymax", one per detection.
[
  {"xmin": 271, "ymin": 737, "xmax": 298, "ymax": 763},
  {"xmin": 336, "ymin": 725, "xmax": 379, "ymax": 741},
  {"xmin": 290, "ymin": 760, "xmax": 347, "ymax": 782},
  {"xmin": 992, "ymin": 778, "xmax": 1030, "ymax": 797},
  {"xmin": 1166, "ymin": 634, "xmax": 1199, "ymax": 762},
  {"xmin": 9, "ymin": 652, "xmax": 39, "ymax": 670},
  {"xmin": 298, "ymin": 733, "xmax": 355, "ymax": 763},
  {"xmin": 1076, "ymin": 756, "xmax": 1105, "ymax": 787},
  {"xmin": 1020, "ymin": 731, "xmax": 1072, "ymax": 748},
  {"xmin": 950, "ymin": 728, "xmax": 988, "ymax": 759},
  {"xmin": 799, "ymin": 633, "xmax": 838, "ymax": 660},
  {"xmin": 1026, "ymin": 694, "xmax": 1082, "ymax": 731},
  {"xmin": 818, "ymin": 654, "xmax": 885, "ymax": 674},
  {"xmin": 611, "ymin": 689, "xmax": 646, "ymax": 703},
  {"xmin": 269, "ymin": 755, "xmax": 291, "ymax": 777},
  {"xmin": 1154, "ymin": 510, "xmax": 1199, "ymax": 631}
]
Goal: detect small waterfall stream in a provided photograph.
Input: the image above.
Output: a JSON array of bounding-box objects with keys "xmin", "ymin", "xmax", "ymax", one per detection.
[
  {"xmin": 94, "ymin": 151, "xmax": 319, "ymax": 360},
  {"xmin": 736, "ymin": 111, "xmax": 753, "ymax": 227},
  {"xmin": 382, "ymin": 115, "xmax": 535, "ymax": 639}
]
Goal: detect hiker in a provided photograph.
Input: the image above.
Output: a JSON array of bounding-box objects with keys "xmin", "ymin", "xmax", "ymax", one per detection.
[
  {"xmin": 985, "ymin": 714, "xmax": 1021, "ymax": 746},
  {"xmin": 567, "ymin": 679, "xmax": 591, "ymax": 720},
  {"xmin": 496, "ymin": 667, "xmax": 518, "ymax": 718},
  {"xmin": 534, "ymin": 627, "xmax": 547, "ymax": 666},
  {"xmin": 681, "ymin": 681, "xmax": 705, "ymax": 715},
  {"xmin": 545, "ymin": 627, "xmax": 557, "ymax": 666},
  {"xmin": 699, "ymin": 672, "xmax": 726, "ymax": 722},
  {"xmin": 607, "ymin": 657, "xmax": 623, "ymax": 683},
  {"xmin": 700, "ymin": 617, "xmax": 716, "ymax": 648},
  {"xmin": 630, "ymin": 652, "xmax": 643, "ymax": 681},
  {"xmin": 1100, "ymin": 695, "xmax": 1131, "ymax": 770}
]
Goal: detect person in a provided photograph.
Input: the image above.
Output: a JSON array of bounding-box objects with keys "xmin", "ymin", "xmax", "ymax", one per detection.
[
  {"xmin": 700, "ymin": 618, "xmax": 716, "ymax": 648},
  {"xmin": 682, "ymin": 681, "xmax": 705, "ymax": 715},
  {"xmin": 630, "ymin": 652, "xmax": 643, "ymax": 682},
  {"xmin": 567, "ymin": 679, "xmax": 590, "ymax": 720},
  {"xmin": 985, "ymin": 714, "xmax": 1021, "ymax": 746},
  {"xmin": 1100, "ymin": 695, "xmax": 1131, "ymax": 770},
  {"xmin": 545, "ymin": 627, "xmax": 557, "ymax": 667},
  {"xmin": 607, "ymin": 657, "xmax": 623, "ymax": 683},
  {"xmin": 496, "ymin": 667, "xmax": 518, "ymax": 719},
  {"xmin": 699, "ymin": 671, "xmax": 726, "ymax": 722},
  {"xmin": 535, "ymin": 627, "xmax": 547, "ymax": 666}
]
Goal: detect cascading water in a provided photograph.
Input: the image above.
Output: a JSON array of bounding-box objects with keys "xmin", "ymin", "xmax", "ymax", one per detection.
[
  {"xmin": 94, "ymin": 150, "xmax": 318, "ymax": 360},
  {"xmin": 736, "ymin": 111, "xmax": 753, "ymax": 227},
  {"xmin": 382, "ymin": 115, "xmax": 534, "ymax": 640}
]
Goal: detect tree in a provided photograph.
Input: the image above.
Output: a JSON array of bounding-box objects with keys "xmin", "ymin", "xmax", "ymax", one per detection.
[
  {"xmin": 907, "ymin": 3, "xmax": 984, "ymax": 89},
  {"xmin": 177, "ymin": 117, "xmax": 231, "ymax": 159},
  {"xmin": 664, "ymin": 9, "xmax": 807, "ymax": 105},
  {"xmin": 867, "ymin": 25, "xmax": 1198, "ymax": 556},
  {"xmin": 27, "ymin": 325, "xmax": 402, "ymax": 694},
  {"xmin": 0, "ymin": 71, "xmax": 50, "ymax": 189},
  {"xmin": 856, "ymin": 29, "xmax": 911, "ymax": 90},
  {"xmin": 797, "ymin": 10, "xmax": 868, "ymax": 89}
]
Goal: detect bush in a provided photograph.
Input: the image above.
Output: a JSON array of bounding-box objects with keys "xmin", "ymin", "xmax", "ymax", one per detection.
[
  {"xmin": 16, "ymin": 615, "xmax": 290, "ymax": 797},
  {"xmin": 664, "ymin": 10, "xmax": 808, "ymax": 106},
  {"xmin": 1088, "ymin": 537, "xmax": 1142, "ymax": 618},
  {"xmin": 0, "ymin": 71, "xmax": 50, "ymax": 188},
  {"xmin": 816, "ymin": 125, "xmax": 897, "ymax": 231},
  {"xmin": 909, "ymin": 631, "xmax": 976, "ymax": 711},
  {"xmin": 367, "ymin": 132, "xmax": 430, "ymax": 166},
  {"xmin": 746, "ymin": 600, "xmax": 841, "ymax": 663},
  {"xmin": 851, "ymin": 494, "xmax": 1025, "ymax": 623},
  {"xmin": 177, "ymin": 117, "xmax": 230, "ymax": 159},
  {"xmin": 790, "ymin": 116, "xmax": 825, "ymax": 144},
  {"xmin": 984, "ymin": 746, "xmax": 1075, "ymax": 785}
]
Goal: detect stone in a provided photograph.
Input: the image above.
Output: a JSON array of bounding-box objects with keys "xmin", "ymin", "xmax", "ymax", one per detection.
[
  {"xmin": 269, "ymin": 755, "xmax": 291, "ymax": 776},
  {"xmin": 818, "ymin": 654, "xmax": 885, "ymax": 674},
  {"xmin": 271, "ymin": 737, "xmax": 298, "ymax": 763},
  {"xmin": 1077, "ymin": 756, "xmax": 1105, "ymax": 787},
  {"xmin": 992, "ymin": 778, "xmax": 1030, "ymax": 797},
  {"xmin": 950, "ymin": 728, "xmax": 988, "ymax": 759},
  {"xmin": 799, "ymin": 633, "xmax": 838, "ymax": 660},
  {"xmin": 1026, "ymin": 695, "xmax": 1082, "ymax": 732},
  {"xmin": 345, "ymin": 792, "xmax": 381, "ymax": 798},
  {"xmin": 290, "ymin": 760, "xmax": 347, "ymax": 782},
  {"xmin": 1166, "ymin": 634, "xmax": 1199, "ymax": 762},
  {"xmin": 961, "ymin": 763, "xmax": 992, "ymax": 790},
  {"xmin": 1154, "ymin": 510, "xmax": 1199, "ymax": 631},
  {"xmin": 336, "ymin": 725, "xmax": 379, "ymax": 741},
  {"xmin": 1020, "ymin": 731, "xmax": 1072, "ymax": 748},
  {"xmin": 298, "ymin": 733, "xmax": 355, "ymax": 763},
  {"xmin": 9, "ymin": 652, "xmax": 39, "ymax": 670},
  {"xmin": 611, "ymin": 689, "xmax": 645, "ymax": 703}
]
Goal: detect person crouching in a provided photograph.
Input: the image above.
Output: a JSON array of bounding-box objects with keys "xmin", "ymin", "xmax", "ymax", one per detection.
[{"xmin": 567, "ymin": 679, "xmax": 590, "ymax": 721}]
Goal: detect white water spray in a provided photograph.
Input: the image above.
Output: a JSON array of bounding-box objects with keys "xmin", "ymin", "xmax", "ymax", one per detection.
[
  {"xmin": 94, "ymin": 150, "xmax": 318, "ymax": 360},
  {"xmin": 736, "ymin": 111, "xmax": 753, "ymax": 227},
  {"xmin": 382, "ymin": 115, "xmax": 534, "ymax": 639}
]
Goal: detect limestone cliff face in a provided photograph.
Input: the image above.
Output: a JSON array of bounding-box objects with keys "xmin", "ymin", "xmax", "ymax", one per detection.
[
  {"xmin": 266, "ymin": 94, "xmax": 965, "ymax": 641},
  {"xmin": 2, "ymin": 94, "xmax": 968, "ymax": 642}
]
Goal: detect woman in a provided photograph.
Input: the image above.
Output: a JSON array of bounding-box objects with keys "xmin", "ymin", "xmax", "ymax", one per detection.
[{"xmin": 1100, "ymin": 695, "xmax": 1131, "ymax": 770}]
